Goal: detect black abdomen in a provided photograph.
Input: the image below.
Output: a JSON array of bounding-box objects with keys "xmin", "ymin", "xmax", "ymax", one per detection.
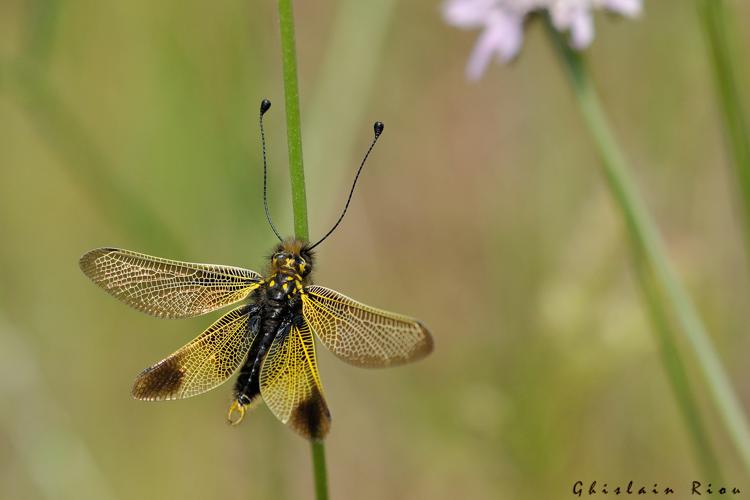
[{"xmin": 233, "ymin": 276, "xmax": 299, "ymax": 407}]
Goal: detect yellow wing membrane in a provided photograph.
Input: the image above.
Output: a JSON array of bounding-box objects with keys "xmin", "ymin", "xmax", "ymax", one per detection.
[
  {"xmin": 302, "ymin": 285, "xmax": 433, "ymax": 368},
  {"xmin": 80, "ymin": 248, "xmax": 261, "ymax": 318},
  {"xmin": 260, "ymin": 321, "xmax": 331, "ymax": 440},
  {"xmin": 132, "ymin": 305, "xmax": 255, "ymax": 400}
]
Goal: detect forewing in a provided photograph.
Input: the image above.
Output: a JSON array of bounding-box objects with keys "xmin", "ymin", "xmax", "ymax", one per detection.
[
  {"xmin": 260, "ymin": 321, "xmax": 331, "ymax": 440},
  {"xmin": 302, "ymin": 285, "xmax": 433, "ymax": 368},
  {"xmin": 132, "ymin": 305, "xmax": 256, "ymax": 400},
  {"xmin": 80, "ymin": 247, "xmax": 262, "ymax": 318}
]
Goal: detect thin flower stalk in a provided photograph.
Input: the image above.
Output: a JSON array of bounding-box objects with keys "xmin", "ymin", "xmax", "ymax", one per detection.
[
  {"xmin": 545, "ymin": 20, "xmax": 750, "ymax": 474},
  {"xmin": 442, "ymin": 0, "xmax": 734, "ymax": 478}
]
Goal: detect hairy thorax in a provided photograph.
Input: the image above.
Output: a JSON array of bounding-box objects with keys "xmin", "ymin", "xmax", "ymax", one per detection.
[{"xmin": 263, "ymin": 238, "xmax": 313, "ymax": 306}]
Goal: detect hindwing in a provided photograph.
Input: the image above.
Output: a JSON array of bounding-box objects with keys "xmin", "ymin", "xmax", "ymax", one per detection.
[
  {"xmin": 260, "ymin": 319, "xmax": 331, "ymax": 440},
  {"xmin": 302, "ymin": 285, "xmax": 433, "ymax": 368},
  {"xmin": 132, "ymin": 305, "xmax": 257, "ymax": 400}
]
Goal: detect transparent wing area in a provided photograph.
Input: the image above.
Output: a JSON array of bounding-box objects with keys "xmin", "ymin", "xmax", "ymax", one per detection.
[
  {"xmin": 132, "ymin": 305, "xmax": 255, "ymax": 400},
  {"xmin": 260, "ymin": 321, "xmax": 331, "ymax": 440},
  {"xmin": 80, "ymin": 247, "xmax": 262, "ymax": 318},
  {"xmin": 302, "ymin": 285, "xmax": 433, "ymax": 368}
]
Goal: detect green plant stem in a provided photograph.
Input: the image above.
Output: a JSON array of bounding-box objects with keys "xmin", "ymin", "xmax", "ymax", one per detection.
[
  {"xmin": 310, "ymin": 440, "xmax": 329, "ymax": 500},
  {"xmin": 697, "ymin": 0, "xmax": 750, "ymax": 259},
  {"xmin": 546, "ymin": 22, "xmax": 750, "ymax": 474},
  {"xmin": 278, "ymin": 0, "xmax": 309, "ymax": 242},
  {"xmin": 277, "ymin": 1, "xmax": 328, "ymax": 498}
]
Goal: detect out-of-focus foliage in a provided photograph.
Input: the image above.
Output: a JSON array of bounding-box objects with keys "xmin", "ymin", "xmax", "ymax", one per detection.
[{"xmin": 1, "ymin": 1, "xmax": 749, "ymax": 499}]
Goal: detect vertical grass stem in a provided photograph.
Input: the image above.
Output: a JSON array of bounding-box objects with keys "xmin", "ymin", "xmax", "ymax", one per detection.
[
  {"xmin": 278, "ymin": 0, "xmax": 310, "ymax": 242},
  {"xmin": 277, "ymin": 1, "xmax": 328, "ymax": 498}
]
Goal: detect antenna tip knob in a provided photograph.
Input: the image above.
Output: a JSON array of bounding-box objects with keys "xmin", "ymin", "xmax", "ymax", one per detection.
[
  {"xmin": 373, "ymin": 121, "xmax": 384, "ymax": 138},
  {"xmin": 260, "ymin": 99, "xmax": 272, "ymax": 115}
]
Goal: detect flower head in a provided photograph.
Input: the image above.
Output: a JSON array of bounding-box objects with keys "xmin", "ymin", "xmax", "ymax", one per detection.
[{"xmin": 443, "ymin": 0, "xmax": 642, "ymax": 80}]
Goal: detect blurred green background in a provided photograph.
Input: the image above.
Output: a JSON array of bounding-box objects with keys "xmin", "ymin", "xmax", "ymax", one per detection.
[{"xmin": 2, "ymin": 1, "xmax": 750, "ymax": 498}]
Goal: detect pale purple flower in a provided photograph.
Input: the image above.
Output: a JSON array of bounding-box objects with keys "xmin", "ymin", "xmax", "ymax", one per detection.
[{"xmin": 443, "ymin": 0, "xmax": 642, "ymax": 80}]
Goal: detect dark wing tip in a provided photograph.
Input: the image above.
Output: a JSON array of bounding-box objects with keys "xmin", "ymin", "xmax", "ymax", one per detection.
[
  {"xmin": 290, "ymin": 387, "xmax": 331, "ymax": 441},
  {"xmin": 131, "ymin": 361, "xmax": 184, "ymax": 401}
]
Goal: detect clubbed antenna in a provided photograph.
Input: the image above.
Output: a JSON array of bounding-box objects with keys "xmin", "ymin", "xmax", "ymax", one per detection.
[
  {"xmin": 308, "ymin": 122, "xmax": 385, "ymax": 251},
  {"xmin": 259, "ymin": 99, "xmax": 283, "ymax": 242}
]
